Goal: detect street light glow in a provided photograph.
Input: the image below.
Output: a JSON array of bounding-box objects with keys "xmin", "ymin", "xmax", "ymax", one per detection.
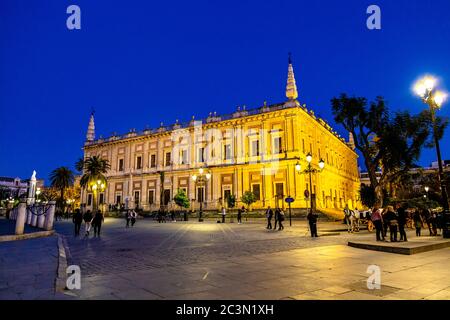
[
  {"xmin": 425, "ymin": 186, "xmax": 430, "ymax": 192},
  {"xmin": 199, "ymin": 168, "xmax": 204, "ymax": 174},
  {"xmin": 424, "ymin": 76, "xmax": 437, "ymax": 91},
  {"xmin": 205, "ymin": 173, "xmax": 211, "ymax": 180},
  {"xmin": 192, "ymin": 174, "xmax": 197, "ymax": 182},
  {"xmin": 306, "ymin": 153, "xmax": 312, "ymax": 163},
  {"xmin": 295, "ymin": 162, "xmax": 301, "ymax": 172},
  {"xmin": 433, "ymin": 91, "xmax": 447, "ymax": 107},
  {"xmin": 319, "ymin": 159, "xmax": 325, "ymax": 169}
]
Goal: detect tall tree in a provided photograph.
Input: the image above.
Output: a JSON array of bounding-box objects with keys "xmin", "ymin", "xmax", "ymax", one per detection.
[
  {"xmin": 49, "ymin": 166, "xmax": 74, "ymax": 212},
  {"xmin": 75, "ymin": 157, "xmax": 85, "ymax": 173},
  {"xmin": 331, "ymin": 94, "xmax": 443, "ymax": 205},
  {"xmin": 80, "ymin": 156, "xmax": 110, "ymax": 211}
]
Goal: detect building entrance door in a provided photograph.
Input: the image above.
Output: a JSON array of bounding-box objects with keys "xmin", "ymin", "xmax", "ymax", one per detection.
[{"xmin": 275, "ymin": 183, "xmax": 284, "ymax": 209}]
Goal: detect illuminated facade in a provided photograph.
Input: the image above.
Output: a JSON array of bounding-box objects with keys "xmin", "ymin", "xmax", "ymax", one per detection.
[{"xmin": 81, "ymin": 59, "xmax": 361, "ymax": 213}]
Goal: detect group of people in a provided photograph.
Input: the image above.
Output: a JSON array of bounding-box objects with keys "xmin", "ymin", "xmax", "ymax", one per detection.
[
  {"xmin": 265, "ymin": 206, "xmax": 286, "ymax": 231},
  {"xmin": 126, "ymin": 209, "xmax": 138, "ymax": 227},
  {"xmin": 72, "ymin": 209, "xmax": 104, "ymax": 237},
  {"xmin": 219, "ymin": 206, "xmax": 246, "ymax": 224},
  {"xmin": 370, "ymin": 202, "xmax": 442, "ymax": 242}
]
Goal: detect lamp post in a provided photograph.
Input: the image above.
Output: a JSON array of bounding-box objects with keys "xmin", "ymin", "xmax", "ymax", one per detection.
[
  {"xmin": 295, "ymin": 152, "xmax": 325, "ymax": 214},
  {"xmin": 191, "ymin": 168, "xmax": 211, "ymax": 222},
  {"xmin": 90, "ymin": 180, "xmax": 106, "ymax": 212},
  {"xmin": 414, "ymin": 76, "xmax": 450, "ymax": 238}
]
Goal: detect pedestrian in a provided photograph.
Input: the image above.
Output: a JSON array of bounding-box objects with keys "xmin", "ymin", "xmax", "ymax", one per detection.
[
  {"xmin": 237, "ymin": 206, "xmax": 244, "ymax": 224},
  {"xmin": 221, "ymin": 206, "xmax": 226, "ymax": 223},
  {"xmin": 93, "ymin": 210, "xmax": 104, "ymax": 237},
  {"xmin": 307, "ymin": 210, "xmax": 319, "ymax": 237},
  {"xmin": 382, "ymin": 208, "xmax": 389, "ymax": 238},
  {"xmin": 343, "ymin": 205, "xmax": 352, "ymax": 233},
  {"xmin": 353, "ymin": 207, "xmax": 360, "ymax": 232},
  {"xmin": 125, "ymin": 210, "xmax": 131, "ymax": 227},
  {"xmin": 413, "ymin": 209, "xmax": 423, "ymax": 236},
  {"xmin": 384, "ymin": 205, "xmax": 398, "ymax": 242},
  {"xmin": 278, "ymin": 209, "xmax": 285, "ymax": 230},
  {"xmin": 83, "ymin": 210, "xmax": 93, "ymax": 236},
  {"xmin": 72, "ymin": 209, "xmax": 83, "ymax": 236},
  {"xmin": 431, "ymin": 212, "xmax": 438, "ymax": 236},
  {"xmin": 130, "ymin": 209, "xmax": 137, "ymax": 226},
  {"xmin": 396, "ymin": 203, "xmax": 408, "ymax": 242},
  {"xmin": 423, "ymin": 208, "xmax": 434, "ymax": 236},
  {"xmin": 266, "ymin": 206, "xmax": 273, "ymax": 229},
  {"xmin": 371, "ymin": 204, "xmax": 385, "ymax": 241},
  {"xmin": 274, "ymin": 208, "xmax": 280, "ymax": 230}
]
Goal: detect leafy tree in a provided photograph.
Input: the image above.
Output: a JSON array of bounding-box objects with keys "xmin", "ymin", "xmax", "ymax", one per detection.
[
  {"xmin": 241, "ymin": 191, "xmax": 256, "ymax": 210},
  {"xmin": 360, "ymin": 184, "xmax": 376, "ymax": 209},
  {"xmin": 173, "ymin": 189, "xmax": 190, "ymax": 209},
  {"xmin": 49, "ymin": 167, "xmax": 74, "ymax": 212},
  {"xmin": 331, "ymin": 94, "xmax": 447, "ymax": 205},
  {"xmin": 226, "ymin": 194, "xmax": 236, "ymax": 209}
]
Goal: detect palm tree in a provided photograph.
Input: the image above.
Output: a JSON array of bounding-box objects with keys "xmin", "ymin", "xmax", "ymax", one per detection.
[
  {"xmin": 75, "ymin": 157, "xmax": 84, "ymax": 173},
  {"xmin": 80, "ymin": 156, "xmax": 110, "ymax": 211},
  {"xmin": 49, "ymin": 167, "xmax": 75, "ymax": 212}
]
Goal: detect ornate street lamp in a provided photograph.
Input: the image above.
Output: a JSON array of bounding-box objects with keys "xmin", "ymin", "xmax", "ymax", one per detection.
[
  {"xmin": 295, "ymin": 152, "xmax": 325, "ymax": 214},
  {"xmin": 414, "ymin": 75, "xmax": 450, "ymax": 238},
  {"xmin": 191, "ymin": 168, "xmax": 211, "ymax": 222},
  {"xmin": 90, "ymin": 179, "xmax": 106, "ymax": 212}
]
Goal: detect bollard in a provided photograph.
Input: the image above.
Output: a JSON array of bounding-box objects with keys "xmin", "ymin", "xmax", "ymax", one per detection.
[
  {"xmin": 31, "ymin": 206, "xmax": 38, "ymax": 227},
  {"xmin": 15, "ymin": 201, "xmax": 27, "ymax": 235},
  {"xmin": 26, "ymin": 207, "xmax": 32, "ymax": 225},
  {"xmin": 44, "ymin": 201, "xmax": 56, "ymax": 231},
  {"xmin": 37, "ymin": 207, "xmax": 46, "ymax": 228}
]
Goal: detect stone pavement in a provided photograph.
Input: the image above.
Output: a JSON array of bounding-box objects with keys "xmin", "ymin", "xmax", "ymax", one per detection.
[
  {"xmin": 0, "ymin": 235, "xmax": 59, "ymax": 299},
  {"xmin": 48, "ymin": 218, "xmax": 450, "ymax": 300}
]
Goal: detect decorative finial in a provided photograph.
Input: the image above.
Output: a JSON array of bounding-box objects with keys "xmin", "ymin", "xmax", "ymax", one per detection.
[
  {"xmin": 86, "ymin": 112, "xmax": 95, "ymax": 142},
  {"xmin": 286, "ymin": 53, "xmax": 298, "ymax": 101}
]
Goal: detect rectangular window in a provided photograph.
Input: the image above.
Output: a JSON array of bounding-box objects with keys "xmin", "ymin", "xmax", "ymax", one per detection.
[
  {"xmin": 197, "ymin": 187, "xmax": 204, "ymax": 202},
  {"xmin": 165, "ymin": 152, "xmax": 171, "ymax": 166},
  {"xmin": 116, "ymin": 194, "xmax": 122, "ymax": 204},
  {"xmin": 99, "ymin": 193, "xmax": 104, "ymax": 204},
  {"xmin": 251, "ymin": 140, "xmax": 260, "ymax": 156},
  {"xmin": 252, "ymin": 184, "xmax": 261, "ymax": 200},
  {"xmin": 180, "ymin": 150, "xmax": 188, "ymax": 165},
  {"xmin": 87, "ymin": 194, "xmax": 92, "ymax": 206},
  {"xmin": 275, "ymin": 183, "xmax": 284, "ymax": 199},
  {"xmin": 273, "ymin": 137, "xmax": 282, "ymax": 154},
  {"xmin": 118, "ymin": 159, "xmax": 124, "ymax": 172},
  {"xmin": 136, "ymin": 156, "xmax": 142, "ymax": 169},
  {"xmin": 198, "ymin": 147, "xmax": 205, "ymax": 163},
  {"xmin": 150, "ymin": 154, "xmax": 156, "ymax": 168},
  {"xmin": 134, "ymin": 191, "xmax": 140, "ymax": 207},
  {"xmin": 148, "ymin": 190, "xmax": 154, "ymax": 205},
  {"xmin": 224, "ymin": 144, "xmax": 231, "ymax": 160}
]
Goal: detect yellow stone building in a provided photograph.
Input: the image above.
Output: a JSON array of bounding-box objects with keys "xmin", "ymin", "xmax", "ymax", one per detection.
[{"xmin": 81, "ymin": 59, "xmax": 361, "ymax": 214}]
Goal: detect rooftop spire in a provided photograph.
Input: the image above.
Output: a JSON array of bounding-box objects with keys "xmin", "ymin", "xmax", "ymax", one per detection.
[
  {"xmin": 86, "ymin": 111, "xmax": 95, "ymax": 142},
  {"xmin": 285, "ymin": 52, "xmax": 298, "ymax": 101}
]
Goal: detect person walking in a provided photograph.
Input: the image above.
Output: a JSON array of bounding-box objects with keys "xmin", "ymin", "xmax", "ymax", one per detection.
[
  {"xmin": 396, "ymin": 203, "xmax": 408, "ymax": 242},
  {"xmin": 221, "ymin": 206, "xmax": 226, "ymax": 223},
  {"xmin": 423, "ymin": 208, "xmax": 434, "ymax": 236},
  {"xmin": 237, "ymin": 206, "xmax": 244, "ymax": 224},
  {"xmin": 384, "ymin": 205, "xmax": 398, "ymax": 242},
  {"xmin": 93, "ymin": 210, "xmax": 104, "ymax": 237},
  {"xmin": 125, "ymin": 210, "xmax": 131, "ymax": 227},
  {"xmin": 130, "ymin": 209, "xmax": 137, "ymax": 226},
  {"xmin": 430, "ymin": 212, "xmax": 438, "ymax": 236},
  {"xmin": 343, "ymin": 205, "xmax": 352, "ymax": 233},
  {"xmin": 72, "ymin": 209, "xmax": 83, "ymax": 236},
  {"xmin": 83, "ymin": 210, "xmax": 93, "ymax": 237},
  {"xmin": 307, "ymin": 210, "xmax": 319, "ymax": 237},
  {"xmin": 266, "ymin": 206, "xmax": 273, "ymax": 229},
  {"xmin": 371, "ymin": 204, "xmax": 385, "ymax": 241},
  {"xmin": 274, "ymin": 208, "xmax": 280, "ymax": 230},
  {"xmin": 278, "ymin": 208, "xmax": 285, "ymax": 230},
  {"xmin": 413, "ymin": 209, "xmax": 423, "ymax": 236}
]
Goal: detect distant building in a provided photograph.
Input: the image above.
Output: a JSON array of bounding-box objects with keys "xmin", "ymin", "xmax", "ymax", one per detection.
[{"xmin": 0, "ymin": 176, "xmax": 45, "ymax": 198}]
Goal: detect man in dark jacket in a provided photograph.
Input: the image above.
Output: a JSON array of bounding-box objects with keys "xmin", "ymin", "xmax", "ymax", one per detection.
[
  {"xmin": 93, "ymin": 210, "xmax": 104, "ymax": 237},
  {"xmin": 396, "ymin": 203, "xmax": 408, "ymax": 242},
  {"xmin": 307, "ymin": 210, "xmax": 319, "ymax": 237},
  {"xmin": 266, "ymin": 206, "xmax": 273, "ymax": 229},
  {"xmin": 72, "ymin": 209, "xmax": 83, "ymax": 236}
]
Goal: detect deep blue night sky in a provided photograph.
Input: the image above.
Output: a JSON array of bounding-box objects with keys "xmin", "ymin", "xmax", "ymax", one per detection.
[{"xmin": 1, "ymin": 0, "xmax": 449, "ymax": 183}]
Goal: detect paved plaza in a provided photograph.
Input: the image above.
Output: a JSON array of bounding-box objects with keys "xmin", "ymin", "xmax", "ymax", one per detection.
[{"xmin": 1, "ymin": 217, "xmax": 450, "ymax": 300}]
